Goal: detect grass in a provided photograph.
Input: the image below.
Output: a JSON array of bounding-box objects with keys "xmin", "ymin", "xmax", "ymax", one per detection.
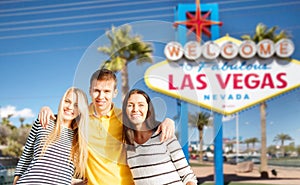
[{"xmin": 268, "ymin": 157, "xmax": 300, "ymax": 167}]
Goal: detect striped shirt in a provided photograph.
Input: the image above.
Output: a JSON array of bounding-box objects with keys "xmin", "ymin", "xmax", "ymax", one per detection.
[
  {"xmin": 14, "ymin": 120, "xmax": 75, "ymax": 185},
  {"xmin": 127, "ymin": 132, "xmax": 197, "ymax": 185}
]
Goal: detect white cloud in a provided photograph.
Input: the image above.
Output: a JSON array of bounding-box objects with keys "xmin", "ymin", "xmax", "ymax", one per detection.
[
  {"xmin": 0, "ymin": 105, "xmax": 35, "ymax": 119},
  {"xmin": 15, "ymin": 108, "xmax": 35, "ymax": 118},
  {"xmin": 0, "ymin": 105, "xmax": 15, "ymax": 118},
  {"xmin": 222, "ymin": 114, "xmax": 236, "ymax": 122}
]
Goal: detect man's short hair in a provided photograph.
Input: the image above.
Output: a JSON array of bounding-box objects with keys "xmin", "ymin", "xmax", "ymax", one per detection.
[{"xmin": 90, "ymin": 69, "xmax": 117, "ymax": 89}]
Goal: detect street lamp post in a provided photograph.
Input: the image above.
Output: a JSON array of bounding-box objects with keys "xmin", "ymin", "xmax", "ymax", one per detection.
[{"xmin": 236, "ymin": 113, "xmax": 239, "ymax": 163}]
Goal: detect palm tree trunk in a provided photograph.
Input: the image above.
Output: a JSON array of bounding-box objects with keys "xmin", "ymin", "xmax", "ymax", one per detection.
[
  {"xmin": 281, "ymin": 140, "xmax": 285, "ymax": 157},
  {"xmin": 260, "ymin": 102, "xmax": 269, "ymax": 178},
  {"xmin": 199, "ymin": 130, "xmax": 203, "ymax": 163},
  {"xmin": 121, "ymin": 63, "xmax": 129, "ymax": 101}
]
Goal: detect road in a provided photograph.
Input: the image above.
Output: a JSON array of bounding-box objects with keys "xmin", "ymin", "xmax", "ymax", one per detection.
[{"xmin": 190, "ymin": 159, "xmax": 300, "ymax": 185}]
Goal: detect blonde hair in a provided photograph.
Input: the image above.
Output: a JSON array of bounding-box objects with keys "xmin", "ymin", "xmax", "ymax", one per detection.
[{"xmin": 41, "ymin": 87, "xmax": 89, "ymax": 179}]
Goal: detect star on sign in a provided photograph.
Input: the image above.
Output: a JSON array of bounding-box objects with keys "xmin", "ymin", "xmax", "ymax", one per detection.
[{"xmin": 173, "ymin": 0, "xmax": 223, "ymax": 42}]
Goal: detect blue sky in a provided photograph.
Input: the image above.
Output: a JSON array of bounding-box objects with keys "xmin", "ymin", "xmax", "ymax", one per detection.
[{"xmin": 1, "ymin": 0, "xmax": 300, "ymax": 149}]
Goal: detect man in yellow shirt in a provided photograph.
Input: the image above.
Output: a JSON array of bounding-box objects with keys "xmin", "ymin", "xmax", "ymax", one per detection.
[{"xmin": 39, "ymin": 69, "xmax": 175, "ymax": 184}]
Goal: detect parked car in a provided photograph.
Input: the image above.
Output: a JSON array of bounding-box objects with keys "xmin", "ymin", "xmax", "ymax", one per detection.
[
  {"xmin": 0, "ymin": 163, "xmax": 15, "ymax": 184},
  {"xmin": 0, "ymin": 164, "xmax": 7, "ymax": 183},
  {"xmin": 245, "ymin": 156, "xmax": 261, "ymax": 164},
  {"xmin": 228, "ymin": 156, "xmax": 246, "ymax": 164},
  {"xmin": 190, "ymin": 154, "xmax": 209, "ymax": 161}
]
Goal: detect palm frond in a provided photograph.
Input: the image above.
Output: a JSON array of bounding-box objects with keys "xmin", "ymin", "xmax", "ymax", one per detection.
[
  {"xmin": 274, "ymin": 30, "xmax": 290, "ymax": 42},
  {"xmin": 100, "ymin": 56, "xmax": 125, "ymax": 72},
  {"xmin": 241, "ymin": 23, "xmax": 290, "ymax": 44},
  {"xmin": 240, "ymin": 35, "xmax": 252, "ymax": 40},
  {"xmin": 189, "ymin": 112, "xmax": 211, "ymax": 131}
]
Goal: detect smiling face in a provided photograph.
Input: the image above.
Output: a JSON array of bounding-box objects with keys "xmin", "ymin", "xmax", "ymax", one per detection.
[
  {"xmin": 90, "ymin": 79, "xmax": 117, "ymax": 116},
  {"xmin": 62, "ymin": 91, "xmax": 79, "ymax": 124},
  {"xmin": 126, "ymin": 93, "xmax": 149, "ymax": 128}
]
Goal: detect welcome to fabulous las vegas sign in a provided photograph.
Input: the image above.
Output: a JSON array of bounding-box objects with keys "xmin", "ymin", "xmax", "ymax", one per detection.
[{"xmin": 145, "ymin": 35, "xmax": 300, "ymax": 115}]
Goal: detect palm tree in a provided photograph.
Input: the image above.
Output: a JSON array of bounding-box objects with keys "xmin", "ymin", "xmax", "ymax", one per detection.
[
  {"xmin": 98, "ymin": 25, "xmax": 153, "ymax": 100},
  {"xmin": 244, "ymin": 137, "xmax": 259, "ymax": 152},
  {"xmin": 244, "ymin": 138, "xmax": 253, "ymax": 153},
  {"xmin": 273, "ymin": 133, "xmax": 293, "ymax": 157},
  {"xmin": 249, "ymin": 137, "xmax": 260, "ymax": 151},
  {"xmin": 2, "ymin": 113, "xmax": 13, "ymax": 125},
  {"xmin": 19, "ymin": 117, "xmax": 25, "ymax": 127},
  {"xmin": 241, "ymin": 23, "xmax": 289, "ymax": 43},
  {"xmin": 260, "ymin": 102, "xmax": 268, "ymax": 178},
  {"xmin": 225, "ymin": 141, "xmax": 234, "ymax": 153},
  {"xmin": 241, "ymin": 23, "xmax": 290, "ymax": 179},
  {"xmin": 0, "ymin": 124, "xmax": 12, "ymax": 145},
  {"xmin": 189, "ymin": 112, "xmax": 211, "ymax": 163}
]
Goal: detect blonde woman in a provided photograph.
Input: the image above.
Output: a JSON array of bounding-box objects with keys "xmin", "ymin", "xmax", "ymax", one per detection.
[{"xmin": 13, "ymin": 87, "xmax": 89, "ymax": 185}]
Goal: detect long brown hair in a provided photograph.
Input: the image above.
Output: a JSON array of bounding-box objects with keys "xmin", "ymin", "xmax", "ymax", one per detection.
[
  {"xmin": 41, "ymin": 87, "xmax": 89, "ymax": 178},
  {"xmin": 122, "ymin": 89, "xmax": 159, "ymax": 150}
]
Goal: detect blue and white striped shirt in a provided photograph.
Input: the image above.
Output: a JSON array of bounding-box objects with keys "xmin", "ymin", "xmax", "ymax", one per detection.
[
  {"xmin": 15, "ymin": 120, "xmax": 74, "ymax": 185},
  {"xmin": 127, "ymin": 132, "xmax": 197, "ymax": 185}
]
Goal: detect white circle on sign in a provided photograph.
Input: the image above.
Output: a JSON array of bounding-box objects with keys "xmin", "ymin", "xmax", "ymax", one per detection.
[
  {"xmin": 202, "ymin": 41, "xmax": 220, "ymax": 60},
  {"xmin": 239, "ymin": 40, "xmax": 257, "ymax": 59},
  {"xmin": 257, "ymin": 39, "xmax": 275, "ymax": 59},
  {"xmin": 275, "ymin": 38, "xmax": 294, "ymax": 58},
  {"xmin": 164, "ymin": 41, "xmax": 183, "ymax": 61},
  {"xmin": 184, "ymin": 41, "xmax": 201, "ymax": 61},
  {"xmin": 220, "ymin": 41, "xmax": 238, "ymax": 59}
]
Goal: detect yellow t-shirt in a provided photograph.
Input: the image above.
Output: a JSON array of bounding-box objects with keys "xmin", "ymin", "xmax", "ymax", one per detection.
[{"xmin": 86, "ymin": 104, "xmax": 134, "ymax": 185}]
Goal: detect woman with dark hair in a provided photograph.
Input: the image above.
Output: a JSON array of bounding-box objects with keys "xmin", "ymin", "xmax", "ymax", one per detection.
[{"xmin": 122, "ymin": 89, "xmax": 197, "ymax": 185}]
